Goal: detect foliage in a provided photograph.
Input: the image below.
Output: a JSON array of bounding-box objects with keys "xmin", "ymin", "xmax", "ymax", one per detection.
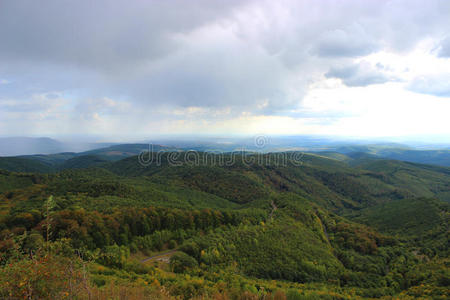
[
  {"xmin": 0, "ymin": 151, "xmax": 449, "ymax": 298},
  {"xmin": 0, "ymin": 251, "xmax": 88, "ymax": 299}
]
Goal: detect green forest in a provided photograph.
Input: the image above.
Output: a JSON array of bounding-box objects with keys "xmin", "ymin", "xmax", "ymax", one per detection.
[{"xmin": 0, "ymin": 151, "xmax": 448, "ymax": 299}]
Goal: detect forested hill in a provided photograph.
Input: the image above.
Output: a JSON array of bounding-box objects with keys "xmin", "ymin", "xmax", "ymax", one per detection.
[
  {"xmin": 0, "ymin": 143, "xmax": 176, "ymax": 173},
  {"xmin": 0, "ymin": 151, "xmax": 448, "ymax": 299},
  {"xmin": 104, "ymin": 151, "xmax": 450, "ymax": 209}
]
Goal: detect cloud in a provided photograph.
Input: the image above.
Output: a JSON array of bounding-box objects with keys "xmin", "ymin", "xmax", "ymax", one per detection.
[
  {"xmin": 0, "ymin": 0, "xmax": 250, "ymax": 71},
  {"xmin": 325, "ymin": 61, "xmax": 392, "ymax": 87},
  {"xmin": 1, "ymin": 0, "xmax": 450, "ymax": 137},
  {"xmin": 438, "ymin": 36, "xmax": 450, "ymax": 57},
  {"xmin": 0, "ymin": 93, "xmax": 67, "ymax": 113},
  {"xmin": 408, "ymin": 74, "xmax": 450, "ymax": 97},
  {"xmin": 313, "ymin": 26, "xmax": 380, "ymax": 58}
]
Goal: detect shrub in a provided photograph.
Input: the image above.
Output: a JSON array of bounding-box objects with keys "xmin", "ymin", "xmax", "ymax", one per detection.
[{"xmin": 169, "ymin": 252, "xmax": 198, "ymax": 273}]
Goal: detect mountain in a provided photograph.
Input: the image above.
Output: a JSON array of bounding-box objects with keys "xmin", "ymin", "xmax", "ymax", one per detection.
[
  {"xmin": 18, "ymin": 152, "xmax": 78, "ymax": 167},
  {"xmin": 0, "ymin": 137, "xmax": 64, "ymax": 156},
  {"xmin": 151, "ymin": 137, "xmax": 450, "ymax": 167},
  {"xmin": 0, "ymin": 143, "xmax": 177, "ymax": 172},
  {"xmin": 375, "ymin": 148, "xmax": 450, "ymax": 166},
  {"xmin": 2, "ymin": 136, "xmax": 450, "ymax": 168},
  {"xmin": 57, "ymin": 155, "xmax": 110, "ymax": 169},
  {"xmin": 329, "ymin": 145, "xmax": 450, "ymax": 167},
  {"xmin": 79, "ymin": 143, "xmax": 175, "ymax": 160},
  {"xmin": 105, "ymin": 152, "xmax": 450, "ymax": 209}
]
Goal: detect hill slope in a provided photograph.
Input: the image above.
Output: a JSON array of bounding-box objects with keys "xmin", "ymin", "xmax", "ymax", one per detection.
[{"xmin": 0, "ymin": 156, "xmax": 53, "ymax": 173}]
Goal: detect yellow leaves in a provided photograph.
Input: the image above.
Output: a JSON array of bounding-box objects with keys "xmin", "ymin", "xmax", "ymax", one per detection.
[
  {"xmin": 151, "ymin": 278, "xmax": 161, "ymax": 287},
  {"xmin": 212, "ymin": 249, "xmax": 220, "ymax": 258},
  {"xmin": 95, "ymin": 265, "xmax": 106, "ymax": 272},
  {"xmin": 135, "ymin": 277, "xmax": 147, "ymax": 286}
]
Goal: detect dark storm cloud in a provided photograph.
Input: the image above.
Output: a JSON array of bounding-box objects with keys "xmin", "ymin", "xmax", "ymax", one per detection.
[
  {"xmin": 1, "ymin": 0, "xmax": 450, "ymax": 136},
  {"xmin": 313, "ymin": 27, "xmax": 380, "ymax": 58},
  {"xmin": 0, "ymin": 0, "xmax": 248, "ymax": 70},
  {"xmin": 0, "ymin": 0, "xmax": 297, "ymax": 113}
]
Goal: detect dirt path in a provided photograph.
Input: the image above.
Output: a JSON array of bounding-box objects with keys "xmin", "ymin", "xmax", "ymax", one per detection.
[
  {"xmin": 268, "ymin": 200, "xmax": 277, "ymax": 220},
  {"xmin": 140, "ymin": 249, "xmax": 178, "ymax": 263}
]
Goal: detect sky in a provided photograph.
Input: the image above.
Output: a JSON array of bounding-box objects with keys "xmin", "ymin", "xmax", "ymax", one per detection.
[{"xmin": 0, "ymin": 0, "xmax": 450, "ymax": 142}]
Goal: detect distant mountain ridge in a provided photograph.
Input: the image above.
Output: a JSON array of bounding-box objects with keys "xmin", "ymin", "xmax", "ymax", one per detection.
[
  {"xmin": 0, "ymin": 137, "xmax": 64, "ymax": 156},
  {"xmin": 1, "ymin": 137, "xmax": 450, "ymax": 173},
  {"xmin": 0, "ymin": 143, "xmax": 177, "ymax": 172}
]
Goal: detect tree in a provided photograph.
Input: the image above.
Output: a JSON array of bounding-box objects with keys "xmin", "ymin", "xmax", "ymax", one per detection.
[{"xmin": 43, "ymin": 196, "xmax": 56, "ymax": 250}]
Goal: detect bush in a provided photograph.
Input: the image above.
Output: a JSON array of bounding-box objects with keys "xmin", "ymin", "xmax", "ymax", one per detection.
[
  {"xmin": 169, "ymin": 252, "xmax": 198, "ymax": 273},
  {"xmin": 97, "ymin": 244, "xmax": 130, "ymax": 268},
  {"xmin": 286, "ymin": 289, "xmax": 304, "ymax": 300},
  {"xmin": 168, "ymin": 239, "xmax": 177, "ymax": 249},
  {"xmin": 22, "ymin": 233, "xmax": 44, "ymax": 253},
  {"xmin": 0, "ymin": 253, "xmax": 86, "ymax": 299}
]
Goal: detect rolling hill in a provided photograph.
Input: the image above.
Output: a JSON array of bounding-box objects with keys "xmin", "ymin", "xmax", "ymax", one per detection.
[
  {"xmin": 333, "ymin": 145, "xmax": 450, "ymax": 167},
  {"xmin": 0, "ymin": 144, "xmax": 177, "ymax": 172},
  {"xmin": 0, "ymin": 149, "xmax": 449, "ymax": 298},
  {"xmin": 0, "ymin": 156, "xmax": 54, "ymax": 173}
]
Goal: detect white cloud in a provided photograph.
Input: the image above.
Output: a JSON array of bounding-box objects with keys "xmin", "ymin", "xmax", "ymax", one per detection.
[{"xmin": 408, "ymin": 74, "xmax": 450, "ymax": 97}]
